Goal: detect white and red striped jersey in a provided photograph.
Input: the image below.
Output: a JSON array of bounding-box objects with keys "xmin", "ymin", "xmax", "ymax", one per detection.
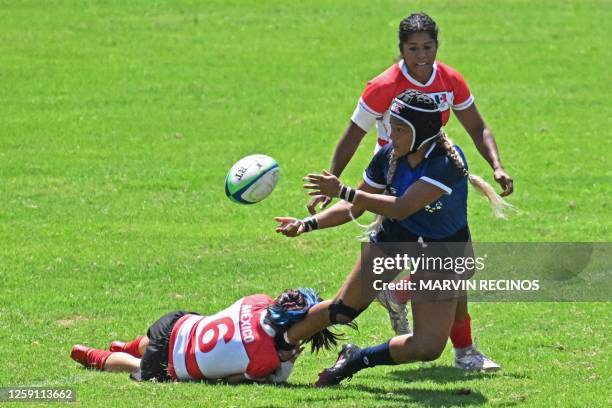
[
  {"xmin": 351, "ymin": 60, "xmax": 474, "ymax": 152},
  {"xmin": 167, "ymin": 294, "xmax": 280, "ymax": 381}
]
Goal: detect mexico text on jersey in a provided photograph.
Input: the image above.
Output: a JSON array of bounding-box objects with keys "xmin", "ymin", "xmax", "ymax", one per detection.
[{"xmin": 167, "ymin": 295, "xmax": 280, "ymax": 381}]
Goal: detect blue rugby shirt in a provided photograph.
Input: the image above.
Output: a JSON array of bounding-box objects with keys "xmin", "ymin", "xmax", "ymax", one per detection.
[{"xmin": 363, "ymin": 143, "xmax": 468, "ymax": 239}]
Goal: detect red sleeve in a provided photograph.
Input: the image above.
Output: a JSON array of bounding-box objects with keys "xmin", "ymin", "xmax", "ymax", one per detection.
[
  {"xmin": 360, "ymin": 66, "xmax": 401, "ymax": 115},
  {"xmin": 447, "ymin": 66, "xmax": 474, "ymax": 110},
  {"xmin": 241, "ymin": 295, "xmax": 280, "ymax": 379},
  {"xmin": 244, "ymin": 294, "xmax": 274, "ymax": 307},
  {"xmin": 245, "ymin": 335, "xmax": 280, "ymax": 379}
]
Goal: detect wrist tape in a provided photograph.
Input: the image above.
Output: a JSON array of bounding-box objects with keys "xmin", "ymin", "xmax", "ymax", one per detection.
[
  {"xmin": 302, "ymin": 216, "xmax": 319, "ymax": 232},
  {"xmin": 339, "ymin": 184, "xmax": 357, "ymax": 203}
]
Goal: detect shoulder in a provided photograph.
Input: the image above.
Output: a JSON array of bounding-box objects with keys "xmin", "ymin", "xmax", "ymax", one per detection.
[
  {"xmin": 242, "ymin": 294, "xmax": 275, "ymax": 310},
  {"xmin": 435, "ymin": 61, "xmax": 462, "ymax": 78},
  {"xmin": 436, "ymin": 61, "xmax": 470, "ymax": 86},
  {"xmin": 374, "ymin": 143, "xmax": 393, "ymax": 163},
  {"xmin": 369, "ymin": 62, "xmax": 404, "ymax": 85},
  {"xmin": 422, "ymin": 144, "xmax": 468, "ymax": 190},
  {"xmin": 364, "ymin": 144, "xmax": 392, "ymax": 188},
  {"xmin": 364, "ymin": 63, "xmax": 405, "ymax": 96},
  {"xmin": 427, "ymin": 143, "xmax": 467, "ymax": 166},
  {"xmin": 361, "ymin": 62, "xmax": 406, "ymax": 114}
]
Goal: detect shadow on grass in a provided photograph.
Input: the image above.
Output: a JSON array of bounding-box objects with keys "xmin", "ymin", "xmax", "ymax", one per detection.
[
  {"xmin": 354, "ymin": 384, "xmax": 489, "ymax": 407},
  {"xmin": 276, "ymin": 382, "xmax": 491, "ymax": 407},
  {"xmin": 387, "ymin": 365, "xmax": 527, "ymax": 385}
]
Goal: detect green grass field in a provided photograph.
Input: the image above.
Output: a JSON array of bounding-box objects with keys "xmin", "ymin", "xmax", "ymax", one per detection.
[{"xmin": 1, "ymin": 0, "xmax": 610, "ymax": 406}]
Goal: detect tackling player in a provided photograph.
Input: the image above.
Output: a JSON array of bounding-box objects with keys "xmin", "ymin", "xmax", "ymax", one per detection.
[
  {"xmin": 70, "ymin": 288, "xmax": 349, "ymax": 384},
  {"xmin": 306, "ymin": 12, "xmax": 512, "ymax": 371}
]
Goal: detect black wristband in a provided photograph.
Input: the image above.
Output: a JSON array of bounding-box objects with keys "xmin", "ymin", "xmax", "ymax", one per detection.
[
  {"xmin": 338, "ymin": 184, "xmax": 357, "ymax": 203},
  {"xmin": 302, "ymin": 216, "xmax": 319, "ymax": 232},
  {"xmin": 274, "ymin": 331, "xmax": 296, "ymax": 351}
]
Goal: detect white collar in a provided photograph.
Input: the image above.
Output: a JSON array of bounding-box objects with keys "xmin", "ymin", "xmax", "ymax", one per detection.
[{"xmin": 399, "ymin": 59, "xmax": 437, "ymax": 87}]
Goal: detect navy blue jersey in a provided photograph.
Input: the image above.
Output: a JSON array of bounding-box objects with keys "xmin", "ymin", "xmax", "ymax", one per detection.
[{"xmin": 363, "ymin": 143, "xmax": 468, "ymax": 239}]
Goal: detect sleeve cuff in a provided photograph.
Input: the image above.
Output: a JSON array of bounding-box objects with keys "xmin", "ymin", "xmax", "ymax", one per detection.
[
  {"xmin": 452, "ymin": 95, "xmax": 474, "ymax": 111},
  {"xmin": 420, "ymin": 176, "xmax": 452, "ymax": 195},
  {"xmin": 363, "ymin": 171, "xmax": 386, "ymax": 189},
  {"xmin": 351, "ymin": 98, "xmax": 380, "ymax": 132}
]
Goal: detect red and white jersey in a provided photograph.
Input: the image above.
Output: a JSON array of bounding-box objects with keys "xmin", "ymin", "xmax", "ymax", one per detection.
[
  {"xmin": 167, "ymin": 294, "xmax": 280, "ymax": 381},
  {"xmin": 351, "ymin": 60, "xmax": 474, "ymax": 152}
]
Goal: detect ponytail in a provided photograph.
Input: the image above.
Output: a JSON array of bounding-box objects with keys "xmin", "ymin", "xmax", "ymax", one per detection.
[{"xmin": 437, "ymin": 131, "xmax": 515, "ymax": 218}]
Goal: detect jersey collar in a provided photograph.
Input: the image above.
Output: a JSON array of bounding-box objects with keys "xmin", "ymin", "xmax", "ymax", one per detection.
[{"xmin": 399, "ymin": 59, "xmax": 437, "ymax": 87}]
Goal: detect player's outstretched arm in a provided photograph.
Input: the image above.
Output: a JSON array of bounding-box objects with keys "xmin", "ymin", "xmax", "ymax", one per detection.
[
  {"xmin": 304, "ymin": 171, "xmax": 445, "ymax": 221},
  {"xmin": 277, "ymin": 180, "xmax": 382, "ymax": 238}
]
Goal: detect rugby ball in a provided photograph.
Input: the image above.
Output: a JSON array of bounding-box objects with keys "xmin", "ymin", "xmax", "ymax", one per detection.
[{"xmin": 225, "ymin": 154, "xmax": 280, "ymax": 204}]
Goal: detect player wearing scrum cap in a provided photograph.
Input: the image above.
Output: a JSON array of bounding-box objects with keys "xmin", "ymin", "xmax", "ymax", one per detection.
[
  {"xmin": 276, "ymin": 90, "xmax": 513, "ymax": 385},
  {"xmin": 305, "ymin": 12, "xmax": 513, "ymax": 372},
  {"xmin": 70, "ymin": 288, "xmax": 351, "ymax": 384}
]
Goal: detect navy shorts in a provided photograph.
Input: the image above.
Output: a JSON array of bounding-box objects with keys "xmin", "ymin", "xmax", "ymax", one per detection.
[
  {"xmin": 371, "ymin": 219, "xmax": 473, "ymax": 300},
  {"xmin": 372, "ymin": 218, "xmax": 471, "ymax": 244}
]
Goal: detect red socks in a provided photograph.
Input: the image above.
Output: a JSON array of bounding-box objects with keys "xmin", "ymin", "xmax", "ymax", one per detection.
[
  {"xmin": 88, "ymin": 349, "xmax": 112, "ymax": 370},
  {"xmin": 450, "ymin": 315, "xmax": 473, "ymax": 349},
  {"xmin": 115, "ymin": 336, "xmax": 145, "ymax": 358},
  {"xmin": 393, "ymin": 276, "xmax": 412, "ymax": 304}
]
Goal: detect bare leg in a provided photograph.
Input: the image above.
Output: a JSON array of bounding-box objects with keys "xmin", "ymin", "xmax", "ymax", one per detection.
[
  {"xmin": 103, "ymin": 352, "xmax": 141, "ymax": 373},
  {"xmin": 454, "ymin": 298, "xmax": 469, "ymax": 322},
  {"xmin": 389, "ymin": 299, "xmax": 457, "ymax": 363}
]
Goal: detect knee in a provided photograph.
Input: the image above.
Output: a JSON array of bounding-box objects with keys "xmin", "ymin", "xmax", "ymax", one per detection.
[{"xmin": 412, "ymin": 342, "xmax": 445, "ymax": 362}]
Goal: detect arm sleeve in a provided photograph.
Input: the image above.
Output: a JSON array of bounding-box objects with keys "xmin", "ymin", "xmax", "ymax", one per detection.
[
  {"xmin": 363, "ymin": 146, "xmax": 389, "ymax": 189},
  {"xmin": 450, "ymin": 69, "xmax": 475, "ymax": 111},
  {"xmin": 350, "ymin": 76, "xmax": 396, "ymax": 132},
  {"xmin": 420, "ymin": 156, "xmax": 465, "ymax": 195}
]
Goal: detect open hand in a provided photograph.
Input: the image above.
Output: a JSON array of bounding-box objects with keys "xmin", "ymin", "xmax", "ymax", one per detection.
[
  {"xmin": 274, "ymin": 217, "xmax": 304, "ymax": 237},
  {"xmin": 303, "ymin": 170, "xmax": 342, "ymax": 198}
]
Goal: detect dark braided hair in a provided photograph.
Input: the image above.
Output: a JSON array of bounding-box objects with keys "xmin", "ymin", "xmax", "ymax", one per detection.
[
  {"xmin": 267, "ymin": 288, "xmax": 357, "ymax": 354},
  {"xmin": 398, "ymin": 12, "xmax": 439, "ymax": 51}
]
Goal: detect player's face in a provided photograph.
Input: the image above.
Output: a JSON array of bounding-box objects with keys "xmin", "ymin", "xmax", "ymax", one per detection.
[
  {"xmin": 389, "ymin": 116, "xmax": 414, "ymax": 157},
  {"xmin": 401, "ymin": 32, "xmax": 438, "ymax": 81}
]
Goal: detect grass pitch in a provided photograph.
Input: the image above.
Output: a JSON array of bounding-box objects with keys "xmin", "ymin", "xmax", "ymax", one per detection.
[{"xmin": 1, "ymin": 0, "xmax": 610, "ymax": 406}]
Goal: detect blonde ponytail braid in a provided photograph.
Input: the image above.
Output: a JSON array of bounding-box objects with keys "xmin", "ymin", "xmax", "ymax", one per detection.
[{"xmin": 437, "ymin": 131, "xmax": 515, "ymax": 218}]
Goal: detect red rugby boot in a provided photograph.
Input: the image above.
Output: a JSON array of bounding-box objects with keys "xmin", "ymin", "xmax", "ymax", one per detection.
[{"xmin": 71, "ymin": 345, "xmax": 111, "ymax": 370}]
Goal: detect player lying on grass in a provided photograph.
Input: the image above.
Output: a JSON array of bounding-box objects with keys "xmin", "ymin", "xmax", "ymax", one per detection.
[
  {"xmin": 275, "ymin": 90, "xmax": 513, "ymax": 385},
  {"xmin": 70, "ymin": 288, "xmax": 351, "ymax": 384}
]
